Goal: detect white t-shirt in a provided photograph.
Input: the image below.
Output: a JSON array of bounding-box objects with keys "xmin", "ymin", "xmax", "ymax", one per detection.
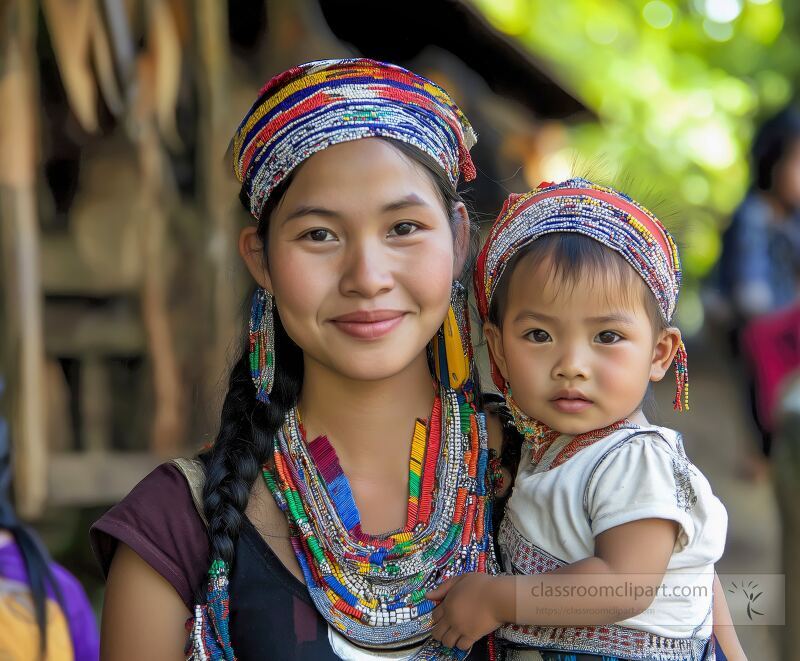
[{"xmin": 500, "ymin": 424, "xmax": 727, "ymax": 641}]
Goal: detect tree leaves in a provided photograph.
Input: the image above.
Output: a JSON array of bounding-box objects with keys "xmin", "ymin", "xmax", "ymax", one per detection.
[{"xmin": 471, "ymin": 0, "xmax": 800, "ymax": 300}]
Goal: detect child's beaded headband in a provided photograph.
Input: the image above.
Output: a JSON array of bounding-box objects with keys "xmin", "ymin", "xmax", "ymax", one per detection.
[
  {"xmin": 474, "ymin": 177, "xmax": 689, "ymax": 411},
  {"xmin": 231, "ymin": 58, "xmax": 477, "ymax": 220}
]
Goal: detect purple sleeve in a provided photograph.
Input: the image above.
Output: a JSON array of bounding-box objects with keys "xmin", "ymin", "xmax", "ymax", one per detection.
[
  {"xmin": 90, "ymin": 463, "xmax": 210, "ymax": 611},
  {"xmin": 52, "ymin": 564, "xmax": 100, "ymax": 661}
]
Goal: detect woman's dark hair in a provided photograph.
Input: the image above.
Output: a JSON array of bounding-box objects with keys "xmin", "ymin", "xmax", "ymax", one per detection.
[
  {"xmin": 751, "ymin": 105, "xmax": 800, "ymax": 192},
  {"xmin": 0, "ymin": 381, "xmax": 63, "ymax": 654},
  {"xmin": 198, "ymin": 138, "xmax": 471, "ymax": 586}
]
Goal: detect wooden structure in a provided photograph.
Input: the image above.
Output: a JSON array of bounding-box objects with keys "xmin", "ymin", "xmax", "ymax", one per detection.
[{"xmin": 0, "ymin": 0, "xmax": 588, "ymax": 517}]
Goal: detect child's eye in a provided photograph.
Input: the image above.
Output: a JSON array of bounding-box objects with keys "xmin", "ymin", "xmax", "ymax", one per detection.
[
  {"xmin": 302, "ymin": 228, "xmax": 336, "ymax": 242},
  {"xmin": 525, "ymin": 329, "xmax": 551, "ymax": 343},
  {"xmin": 596, "ymin": 330, "xmax": 622, "ymax": 344},
  {"xmin": 388, "ymin": 221, "xmax": 420, "ymax": 237}
]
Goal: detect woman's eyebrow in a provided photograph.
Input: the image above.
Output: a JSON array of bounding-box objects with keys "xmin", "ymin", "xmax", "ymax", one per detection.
[
  {"xmin": 282, "ymin": 193, "xmax": 430, "ymax": 223},
  {"xmin": 282, "ymin": 205, "xmax": 342, "ymax": 223},
  {"xmin": 381, "ymin": 193, "xmax": 430, "ymax": 212}
]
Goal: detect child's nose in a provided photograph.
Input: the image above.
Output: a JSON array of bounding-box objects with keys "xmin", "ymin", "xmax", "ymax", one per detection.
[{"xmin": 552, "ymin": 345, "xmax": 590, "ymax": 381}]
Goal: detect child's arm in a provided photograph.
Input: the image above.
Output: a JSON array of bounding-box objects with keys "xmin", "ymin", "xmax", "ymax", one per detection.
[
  {"xmin": 427, "ymin": 517, "xmax": 677, "ymax": 651},
  {"xmin": 712, "ymin": 572, "xmax": 748, "ymax": 660}
]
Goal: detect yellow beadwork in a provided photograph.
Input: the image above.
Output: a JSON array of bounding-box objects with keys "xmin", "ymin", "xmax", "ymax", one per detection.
[{"xmin": 442, "ymin": 305, "xmax": 468, "ymax": 389}]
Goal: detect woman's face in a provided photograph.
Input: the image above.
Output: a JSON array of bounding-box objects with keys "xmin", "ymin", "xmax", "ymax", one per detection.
[{"xmin": 255, "ymin": 138, "xmax": 463, "ymax": 383}]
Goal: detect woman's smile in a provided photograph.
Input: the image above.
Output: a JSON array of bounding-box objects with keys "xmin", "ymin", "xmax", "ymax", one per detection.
[{"xmin": 328, "ymin": 309, "xmax": 409, "ymax": 340}]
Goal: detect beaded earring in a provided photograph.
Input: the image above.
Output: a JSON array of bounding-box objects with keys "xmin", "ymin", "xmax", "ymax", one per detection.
[
  {"xmin": 249, "ymin": 287, "xmax": 275, "ymax": 403},
  {"xmin": 433, "ymin": 281, "xmax": 472, "ymax": 390},
  {"xmin": 673, "ymin": 341, "xmax": 690, "ymax": 412}
]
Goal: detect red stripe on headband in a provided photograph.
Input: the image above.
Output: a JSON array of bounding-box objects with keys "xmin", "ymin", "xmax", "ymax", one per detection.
[
  {"xmin": 520, "ymin": 187, "xmax": 674, "ymax": 269},
  {"xmin": 240, "ymin": 90, "xmax": 335, "ymax": 178}
]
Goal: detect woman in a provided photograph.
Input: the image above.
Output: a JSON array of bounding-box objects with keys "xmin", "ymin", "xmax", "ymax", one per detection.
[
  {"xmin": 92, "ymin": 59, "xmax": 499, "ymax": 660},
  {"xmin": 717, "ymin": 106, "xmax": 800, "ymax": 463},
  {"xmin": 719, "ymin": 106, "xmax": 800, "ymax": 324}
]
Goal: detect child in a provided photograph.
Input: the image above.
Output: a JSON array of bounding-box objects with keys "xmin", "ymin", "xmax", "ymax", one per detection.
[{"xmin": 428, "ymin": 179, "xmax": 729, "ymax": 660}]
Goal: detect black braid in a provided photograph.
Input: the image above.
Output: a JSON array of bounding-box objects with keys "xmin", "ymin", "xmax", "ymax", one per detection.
[
  {"xmin": 196, "ymin": 171, "xmax": 303, "ymax": 602},
  {"xmin": 198, "ymin": 301, "xmax": 303, "ymax": 577}
]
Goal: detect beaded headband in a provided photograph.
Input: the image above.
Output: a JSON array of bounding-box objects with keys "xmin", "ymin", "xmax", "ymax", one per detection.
[
  {"xmin": 231, "ymin": 58, "xmax": 477, "ymax": 220},
  {"xmin": 474, "ymin": 177, "xmax": 689, "ymax": 410}
]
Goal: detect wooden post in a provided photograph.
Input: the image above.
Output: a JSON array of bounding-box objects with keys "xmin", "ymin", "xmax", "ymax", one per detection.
[
  {"xmin": 134, "ymin": 0, "xmax": 188, "ymax": 456},
  {"xmin": 0, "ymin": 0, "xmax": 48, "ymax": 519},
  {"xmin": 195, "ymin": 0, "xmax": 240, "ymax": 429},
  {"xmin": 192, "ymin": 0, "xmax": 349, "ymax": 435},
  {"xmin": 81, "ymin": 355, "xmax": 112, "ymax": 452},
  {"xmin": 138, "ymin": 119, "xmax": 186, "ymax": 456}
]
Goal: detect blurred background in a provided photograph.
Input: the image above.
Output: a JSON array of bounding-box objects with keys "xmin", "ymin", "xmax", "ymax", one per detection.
[{"xmin": 1, "ymin": 0, "xmax": 798, "ymax": 657}]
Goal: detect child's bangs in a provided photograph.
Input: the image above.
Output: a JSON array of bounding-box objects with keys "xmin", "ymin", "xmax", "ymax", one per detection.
[{"xmin": 533, "ymin": 234, "xmax": 643, "ymax": 310}]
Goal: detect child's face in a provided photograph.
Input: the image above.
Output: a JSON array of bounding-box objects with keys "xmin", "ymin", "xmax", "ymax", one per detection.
[{"xmin": 484, "ymin": 254, "xmax": 681, "ymax": 434}]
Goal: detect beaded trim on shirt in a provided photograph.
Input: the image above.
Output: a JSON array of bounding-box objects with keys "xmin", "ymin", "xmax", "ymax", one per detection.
[
  {"xmin": 673, "ymin": 458, "xmax": 698, "ymax": 512},
  {"xmin": 496, "ymin": 518, "xmax": 713, "ymax": 661}
]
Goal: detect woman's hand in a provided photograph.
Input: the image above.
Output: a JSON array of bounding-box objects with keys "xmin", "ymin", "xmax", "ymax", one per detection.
[{"xmin": 425, "ymin": 573, "xmax": 505, "ymax": 651}]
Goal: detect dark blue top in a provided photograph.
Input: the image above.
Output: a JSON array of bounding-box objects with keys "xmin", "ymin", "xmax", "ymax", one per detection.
[{"xmin": 718, "ymin": 190, "xmax": 800, "ymax": 317}]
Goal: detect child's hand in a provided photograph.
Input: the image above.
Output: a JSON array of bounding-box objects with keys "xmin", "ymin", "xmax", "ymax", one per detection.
[{"xmin": 425, "ymin": 573, "xmax": 504, "ymax": 651}]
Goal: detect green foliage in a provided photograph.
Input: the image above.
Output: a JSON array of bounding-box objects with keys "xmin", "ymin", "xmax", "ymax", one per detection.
[{"xmin": 471, "ymin": 0, "xmax": 800, "ymax": 331}]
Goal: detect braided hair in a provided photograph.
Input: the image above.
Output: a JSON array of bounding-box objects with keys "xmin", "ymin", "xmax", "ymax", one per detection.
[{"xmin": 197, "ymin": 173, "xmax": 301, "ymax": 588}]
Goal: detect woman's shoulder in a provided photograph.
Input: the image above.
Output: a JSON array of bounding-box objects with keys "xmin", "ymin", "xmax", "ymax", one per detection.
[{"xmin": 90, "ymin": 461, "xmax": 209, "ymax": 610}]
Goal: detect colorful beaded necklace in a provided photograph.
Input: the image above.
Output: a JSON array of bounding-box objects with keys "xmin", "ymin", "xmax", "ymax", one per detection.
[{"xmin": 263, "ymin": 388, "xmax": 497, "ymax": 659}]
